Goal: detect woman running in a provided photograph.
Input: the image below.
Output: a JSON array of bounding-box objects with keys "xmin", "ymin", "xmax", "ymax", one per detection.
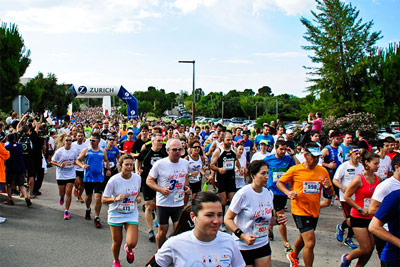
[
  {"xmin": 102, "ymin": 154, "xmax": 142, "ymax": 267},
  {"xmin": 153, "ymin": 191, "xmax": 246, "ymax": 266},
  {"xmin": 341, "ymin": 152, "xmax": 381, "ymax": 267},
  {"xmin": 51, "ymin": 135, "xmax": 78, "ymax": 220},
  {"xmin": 235, "ymin": 142, "xmax": 248, "ymax": 190},
  {"xmin": 225, "ymin": 160, "xmax": 288, "ymax": 267}
]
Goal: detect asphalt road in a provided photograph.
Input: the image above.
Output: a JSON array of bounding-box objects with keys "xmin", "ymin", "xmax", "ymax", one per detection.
[{"xmin": 0, "ymin": 166, "xmax": 380, "ymax": 267}]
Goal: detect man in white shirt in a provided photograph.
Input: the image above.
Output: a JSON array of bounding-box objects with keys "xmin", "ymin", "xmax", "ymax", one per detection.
[{"xmin": 376, "ymin": 139, "xmax": 393, "ymax": 180}]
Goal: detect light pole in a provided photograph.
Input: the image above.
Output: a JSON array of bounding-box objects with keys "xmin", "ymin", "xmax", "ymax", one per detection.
[{"xmin": 178, "ymin": 60, "xmax": 195, "ymax": 122}]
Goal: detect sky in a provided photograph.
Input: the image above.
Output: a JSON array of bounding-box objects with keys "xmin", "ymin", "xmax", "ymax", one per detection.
[{"xmin": 1, "ymin": 0, "xmax": 399, "ymax": 97}]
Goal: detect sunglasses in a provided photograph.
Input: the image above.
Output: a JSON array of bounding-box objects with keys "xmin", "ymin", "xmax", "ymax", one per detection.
[
  {"xmin": 65, "ymin": 139, "xmax": 72, "ymax": 142},
  {"xmin": 127, "ymin": 133, "xmax": 133, "ymax": 135},
  {"xmin": 192, "ymin": 146, "xmax": 201, "ymax": 149},
  {"xmin": 108, "ymin": 139, "xmax": 115, "ymax": 141},
  {"xmin": 90, "ymin": 139, "xmax": 98, "ymax": 142},
  {"xmin": 170, "ymin": 148, "xmax": 182, "ymax": 152}
]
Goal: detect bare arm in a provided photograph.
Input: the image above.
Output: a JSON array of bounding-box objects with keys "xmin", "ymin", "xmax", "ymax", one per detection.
[
  {"xmin": 224, "ymin": 209, "xmax": 257, "ymax": 246},
  {"xmin": 369, "ymin": 217, "xmax": 400, "ymax": 248},
  {"xmin": 368, "ymin": 199, "xmax": 381, "ymax": 216},
  {"xmin": 210, "ymin": 148, "xmax": 223, "ymax": 173},
  {"xmin": 344, "ymin": 175, "xmax": 369, "ymax": 216},
  {"xmin": 75, "ymin": 147, "xmax": 89, "ymax": 169},
  {"xmin": 135, "ymin": 159, "xmax": 142, "ymax": 175}
]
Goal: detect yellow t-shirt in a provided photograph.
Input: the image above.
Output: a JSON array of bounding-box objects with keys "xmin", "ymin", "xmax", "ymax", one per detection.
[{"xmin": 279, "ymin": 163, "xmax": 331, "ymax": 218}]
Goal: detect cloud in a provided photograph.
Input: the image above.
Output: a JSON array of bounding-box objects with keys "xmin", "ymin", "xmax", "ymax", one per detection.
[
  {"xmin": 251, "ymin": 0, "xmax": 315, "ymax": 16},
  {"xmin": 171, "ymin": 0, "xmax": 218, "ymax": 14},
  {"xmin": 253, "ymin": 51, "xmax": 305, "ymax": 58}
]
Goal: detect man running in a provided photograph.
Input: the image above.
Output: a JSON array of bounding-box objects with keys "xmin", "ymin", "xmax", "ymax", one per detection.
[
  {"xmin": 76, "ymin": 133, "xmax": 111, "ymax": 228},
  {"xmin": 277, "ymin": 142, "xmax": 333, "ymax": 267},
  {"xmin": 72, "ymin": 131, "xmax": 87, "ymax": 203}
]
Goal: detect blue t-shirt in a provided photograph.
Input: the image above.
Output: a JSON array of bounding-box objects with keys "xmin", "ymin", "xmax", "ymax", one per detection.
[
  {"xmin": 233, "ymin": 135, "xmax": 242, "ymax": 142},
  {"xmin": 102, "ymin": 145, "xmax": 120, "ymax": 168},
  {"xmin": 254, "ymin": 134, "xmax": 274, "ymax": 150},
  {"xmin": 200, "ymin": 131, "xmax": 210, "ymax": 144},
  {"xmin": 5, "ymin": 142, "xmax": 25, "ymax": 172},
  {"xmin": 264, "ymin": 154, "xmax": 296, "ymax": 195},
  {"xmin": 132, "ymin": 127, "xmax": 140, "ymax": 139},
  {"xmin": 243, "ymin": 139, "xmax": 253, "ymax": 163},
  {"xmin": 84, "ymin": 149, "xmax": 105, "ymax": 183},
  {"xmin": 374, "ymin": 189, "xmax": 400, "ymax": 264},
  {"xmin": 339, "ymin": 144, "xmax": 352, "ymax": 162}
]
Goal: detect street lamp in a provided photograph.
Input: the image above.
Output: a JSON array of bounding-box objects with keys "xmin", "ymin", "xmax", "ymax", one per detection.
[{"xmin": 178, "ymin": 60, "xmax": 195, "ymax": 122}]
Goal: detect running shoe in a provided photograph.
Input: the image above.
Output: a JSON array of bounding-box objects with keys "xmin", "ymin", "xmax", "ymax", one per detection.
[
  {"xmin": 64, "ymin": 210, "xmax": 70, "ymax": 220},
  {"xmin": 154, "ymin": 220, "xmax": 158, "ymax": 228},
  {"xmin": 25, "ymin": 198, "xmax": 32, "ymax": 207},
  {"xmin": 149, "ymin": 230, "xmax": 156, "ymax": 243},
  {"xmin": 340, "ymin": 253, "xmax": 351, "ymax": 267},
  {"xmin": 78, "ymin": 196, "xmax": 84, "ymax": 203},
  {"xmin": 85, "ymin": 209, "xmax": 91, "ymax": 220},
  {"xmin": 344, "ymin": 238, "xmax": 358, "ymax": 249},
  {"xmin": 284, "ymin": 242, "xmax": 293, "ymax": 253},
  {"xmin": 74, "ymin": 188, "xmax": 78, "ymax": 197},
  {"xmin": 94, "ymin": 217, "xmax": 101, "ymax": 228},
  {"xmin": 269, "ymin": 229, "xmax": 274, "ymax": 241},
  {"xmin": 124, "ymin": 244, "xmax": 135, "ymax": 263},
  {"xmin": 112, "ymin": 260, "xmax": 121, "ymax": 267},
  {"xmin": 286, "ymin": 251, "xmax": 299, "ymax": 267},
  {"xmin": 59, "ymin": 196, "xmax": 64, "ymax": 205},
  {"xmin": 336, "ymin": 224, "xmax": 344, "ymax": 242}
]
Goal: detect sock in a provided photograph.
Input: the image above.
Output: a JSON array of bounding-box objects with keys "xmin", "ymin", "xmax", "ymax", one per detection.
[
  {"xmin": 347, "ymin": 227, "xmax": 354, "ymax": 239},
  {"xmin": 341, "ymin": 220, "xmax": 348, "ymax": 230},
  {"xmin": 292, "ymin": 252, "xmax": 298, "ymax": 259}
]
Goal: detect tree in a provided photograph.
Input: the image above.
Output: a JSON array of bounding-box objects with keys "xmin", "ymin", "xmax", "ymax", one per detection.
[
  {"xmin": 301, "ymin": 0, "xmax": 381, "ymax": 115},
  {"xmin": 0, "ymin": 22, "xmax": 31, "ymax": 112},
  {"xmin": 257, "ymin": 86, "xmax": 273, "ymax": 96}
]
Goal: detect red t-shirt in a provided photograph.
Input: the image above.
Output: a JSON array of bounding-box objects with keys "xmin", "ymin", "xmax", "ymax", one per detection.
[
  {"xmin": 123, "ymin": 140, "xmax": 135, "ymax": 154},
  {"xmin": 387, "ymin": 151, "xmax": 399, "ymax": 160}
]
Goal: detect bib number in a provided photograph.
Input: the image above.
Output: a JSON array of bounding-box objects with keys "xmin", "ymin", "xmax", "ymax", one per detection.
[
  {"xmin": 64, "ymin": 162, "xmax": 74, "ymax": 168},
  {"xmin": 174, "ymin": 190, "xmax": 184, "ymax": 203},
  {"xmin": 364, "ymin": 198, "xmax": 371, "ymax": 210},
  {"xmin": 273, "ymin": 172, "xmax": 285, "ymax": 183},
  {"xmin": 189, "ymin": 175, "xmax": 200, "ymax": 183},
  {"xmin": 244, "ymin": 147, "xmax": 250, "ymax": 153},
  {"xmin": 109, "ymin": 162, "xmax": 115, "ymax": 168},
  {"xmin": 253, "ymin": 222, "xmax": 269, "ymax": 238},
  {"xmin": 303, "ymin": 181, "xmax": 320, "ymax": 194},
  {"xmin": 117, "ymin": 202, "xmax": 135, "ymax": 214},
  {"xmin": 223, "ymin": 160, "xmax": 234, "ymax": 170}
]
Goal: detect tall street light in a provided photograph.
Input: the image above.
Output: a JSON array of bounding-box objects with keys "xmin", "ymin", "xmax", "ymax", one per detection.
[{"xmin": 178, "ymin": 60, "xmax": 195, "ymax": 122}]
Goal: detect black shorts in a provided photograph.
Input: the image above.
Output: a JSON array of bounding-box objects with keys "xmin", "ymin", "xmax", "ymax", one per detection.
[
  {"xmin": 57, "ymin": 178, "xmax": 76, "ymax": 186},
  {"xmin": 217, "ymin": 178, "xmax": 237, "ymax": 194},
  {"xmin": 6, "ymin": 172, "xmax": 25, "ymax": 187},
  {"xmin": 293, "ymin": 214, "xmax": 319, "ymax": 233},
  {"xmin": 340, "ymin": 201, "xmax": 352, "ymax": 218},
  {"xmin": 156, "ymin": 206, "xmax": 183, "ymax": 225},
  {"xmin": 76, "ymin": 170, "xmax": 84, "ymax": 179},
  {"xmin": 189, "ymin": 181, "xmax": 202, "ymax": 194},
  {"xmin": 143, "ymin": 183, "xmax": 156, "ymax": 202},
  {"xmin": 350, "ymin": 216, "xmax": 371, "ymax": 228},
  {"xmin": 273, "ymin": 195, "xmax": 288, "ymax": 212},
  {"xmin": 24, "ymin": 157, "xmax": 35, "ymax": 177},
  {"xmin": 240, "ymin": 243, "xmax": 272, "ymax": 266},
  {"xmin": 84, "ymin": 182, "xmax": 104, "ymax": 195}
]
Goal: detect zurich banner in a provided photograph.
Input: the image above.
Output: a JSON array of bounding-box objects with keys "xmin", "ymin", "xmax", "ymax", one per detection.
[{"xmin": 69, "ymin": 85, "xmax": 139, "ymax": 119}]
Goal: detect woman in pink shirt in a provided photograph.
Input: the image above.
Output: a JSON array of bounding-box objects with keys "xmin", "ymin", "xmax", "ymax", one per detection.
[{"xmin": 308, "ymin": 112, "xmax": 322, "ymax": 133}]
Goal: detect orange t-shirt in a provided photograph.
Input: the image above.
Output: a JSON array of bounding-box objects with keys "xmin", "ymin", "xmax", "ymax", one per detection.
[
  {"xmin": 120, "ymin": 129, "xmax": 128, "ymax": 138},
  {"xmin": 279, "ymin": 163, "xmax": 331, "ymax": 218}
]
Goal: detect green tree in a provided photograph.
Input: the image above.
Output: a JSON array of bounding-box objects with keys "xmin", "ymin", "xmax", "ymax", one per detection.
[
  {"xmin": 301, "ymin": 0, "xmax": 381, "ymax": 115},
  {"xmin": 257, "ymin": 86, "xmax": 273, "ymax": 96},
  {"xmin": 0, "ymin": 22, "xmax": 31, "ymax": 112}
]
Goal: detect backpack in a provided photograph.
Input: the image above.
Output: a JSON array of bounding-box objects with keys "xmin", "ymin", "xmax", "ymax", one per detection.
[
  {"xmin": 362, "ymin": 139, "xmax": 373, "ymax": 152},
  {"xmin": 19, "ymin": 135, "xmax": 33, "ymax": 156}
]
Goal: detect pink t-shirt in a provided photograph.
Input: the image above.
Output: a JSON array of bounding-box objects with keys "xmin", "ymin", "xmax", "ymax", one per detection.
[{"xmin": 312, "ymin": 119, "xmax": 322, "ymax": 133}]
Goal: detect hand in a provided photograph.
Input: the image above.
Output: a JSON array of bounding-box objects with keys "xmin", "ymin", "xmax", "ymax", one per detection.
[
  {"xmin": 82, "ymin": 164, "xmax": 89, "ymax": 169},
  {"xmin": 184, "ymin": 186, "xmax": 191, "ymax": 195},
  {"xmin": 191, "ymin": 171, "xmax": 199, "ymax": 177},
  {"xmin": 136, "ymin": 196, "xmax": 142, "ymax": 204},
  {"xmin": 328, "ymin": 162, "xmax": 337, "ymax": 169},
  {"xmin": 218, "ymin": 168, "xmax": 226, "ymax": 174},
  {"xmin": 277, "ymin": 214, "xmax": 288, "ymax": 225},
  {"xmin": 241, "ymin": 234, "xmax": 257, "ymax": 246},
  {"xmin": 361, "ymin": 208, "xmax": 369, "ymax": 216},
  {"xmin": 288, "ymin": 190, "xmax": 297, "ymax": 200},
  {"xmin": 206, "ymin": 176, "xmax": 214, "ymax": 184},
  {"xmin": 160, "ymin": 187, "xmax": 171, "ymax": 197},
  {"xmin": 322, "ymin": 178, "xmax": 331, "ymax": 189},
  {"xmin": 340, "ymin": 186, "xmax": 347, "ymax": 193},
  {"xmin": 287, "ymin": 147, "xmax": 295, "ymax": 156},
  {"xmin": 136, "ymin": 169, "xmax": 143, "ymax": 175},
  {"xmin": 60, "ymin": 162, "xmax": 66, "ymax": 168},
  {"xmin": 115, "ymin": 194, "xmax": 126, "ymax": 202}
]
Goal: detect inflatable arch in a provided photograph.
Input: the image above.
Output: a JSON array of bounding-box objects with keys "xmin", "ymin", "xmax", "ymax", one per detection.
[{"xmin": 69, "ymin": 85, "xmax": 139, "ymax": 119}]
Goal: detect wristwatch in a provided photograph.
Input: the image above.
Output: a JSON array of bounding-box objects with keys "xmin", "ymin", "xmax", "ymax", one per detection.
[{"xmin": 357, "ymin": 207, "xmax": 363, "ymax": 213}]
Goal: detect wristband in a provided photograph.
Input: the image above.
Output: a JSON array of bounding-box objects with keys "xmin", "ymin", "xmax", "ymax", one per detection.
[
  {"xmin": 357, "ymin": 207, "xmax": 362, "ymax": 213},
  {"xmin": 113, "ymin": 196, "xmax": 116, "ymax": 202},
  {"xmin": 234, "ymin": 228, "xmax": 244, "ymax": 238}
]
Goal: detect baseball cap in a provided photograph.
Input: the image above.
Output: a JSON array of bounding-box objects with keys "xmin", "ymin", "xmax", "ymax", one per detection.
[
  {"xmin": 242, "ymin": 130, "xmax": 250, "ymax": 135},
  {"xmin": 127, "ymin": 129, "xmax": 134, "ymax": 134},
  {"xmin": 305, "ymin": 147, "xmax": 322, "ymax": 157},
  {"xmin": 260, "ymin": 140, "xmax": 269, "ymax": 146},
  {"xmin": 286, "ymin": 129, "xmax": 294, "ymax": 134}
]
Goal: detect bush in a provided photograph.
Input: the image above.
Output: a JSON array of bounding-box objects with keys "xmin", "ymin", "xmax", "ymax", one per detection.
[
  {"xmin": 178, "ymin": 118, "xmax": 192, "ymax": 126},
  {"xmin": 255, "ymin": 114, "xmax": 277, "ymax": 129},
  {"xmin": 321, "ymin": 112, "xmax": 379, "ymax": 141}
]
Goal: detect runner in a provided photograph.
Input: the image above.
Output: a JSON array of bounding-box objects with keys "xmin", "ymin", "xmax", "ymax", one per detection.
[
  {"xmin": 102, "ymin": 154, "xmax": 141, "ymax": 267},
  {"xmin": 225, "ymin": 160, "xmax": 288, "ymax": 267},
  {"xmin": 72, "ymin": 131, "xmax": 87, "ymax": 203},
  {"xmin": 153, "ymin": 191, "xmax": 246, "ymax": 267},
  {"xmin": 250, "ymin": 140, "xmax": 270, "ymax": 162},
  {"xmin": 254, "ymin": 124, "xmax": 274, "ymax": 152},
  {"xmin": 76, "ymin": 133, "xmax": 111, "ymax": 228},
  {"xmin": 136, "ymin": 133, "xmax": 167, "ymax": 242},
  {"xmin": 264, "ymin": 140, "xmax": 297, "ymax": 251},
  {"xmin": 102, "ymin": 135, "xmax": 120, "ymax": 184},
  {"xmin": 340, "ymin": 152, "xmax": 381, "ymax": 267},
  {"xmin": 385, "ymin": 136, "xmax": 399, "ymax": 160},
  {"xmin": 146, "ymin": 138, "xmax": 191, "ymax": 248},
  {"xmin": 210, "ymin": 131, "xmax": 240, "ymax": 231},
  {"xmin": 235, "ymin": 142, "xmax": 248, "ymax": 190},
  {"xmin": 339, "ymin": 133, "xmax": 353, "ymax": 162},
  {"xmin": 375, "ymin": 139, "xmax": 393, "ymax": 181},
  {"xmin": 277, "ymin": 142, "xmax": 333, "ymax": 267},
  {"xmin": 333, "ymin": 147, "xmax": 364, "ymax": 249},
  {"xmin": 242, "ymin": 130, "xmax": 253, "ymax": 163},
  {"xmin": 51, "ymin": 135, "xmax": 78, "ymax": 220}
]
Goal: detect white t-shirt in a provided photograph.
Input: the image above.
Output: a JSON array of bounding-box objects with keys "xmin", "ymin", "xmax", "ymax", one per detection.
[
  {"xmin": 250, "ymin": 151, "xmax": 270, "ymax": 162},
  {"xmin": 72, "ymin": 141, "xmax": 88, "ymax": 171},
  {"xmin": 371, "ymin": 176, "xmax": 400, "ymax": 203},
  {"xmin": 235, "ymin": 153, "xmax": 247, "ymax": 189},
  {"xmin": 375, "ymin": 155, "xmax": 392, "ymax": 180},
  {"xmin": 149, "ymin": 158, "xmax": 189, "ymax": 207},
  {"xmin": 48, "ymin": 136, "xmax": 55, "ymax": 151},
  {"xmin": 334, "ymin": 161, "xmax": 364, "ymax": 201},
  {"xmin": 52, "ymin": 147, "xmax": 78, "ymax": 180},
  {"xmin": 229, "ymin": 184, "xmax": 274, "ymax": 250},
  {"xmin": 188, "ymin": 154, "xmax": 202, "ymax": 183},
  {"xmin": 155, "ymin": 230, "xmax": 245, "ymax": 267},
  {"xmin": 103, "ymin": 173, "xmax": 141, "ymax": 224}
]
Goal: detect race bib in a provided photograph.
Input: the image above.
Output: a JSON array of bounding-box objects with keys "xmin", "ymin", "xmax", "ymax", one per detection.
[
  {"xmin": 223, "ymin": 160, "xmax": 234, "ymax": 170},
  {"xmin": 189, "ymin": 174, "xmax": 200, "ymax": 183},
  {"xmin": 273, "ymin": 172, "xmax": 285, "ymax": 183},
  {"xmin": 364, "ymin": 198, "xmax": 371, "ymax": 210},
  {"xmin": 303, "ymin": 181, "xmax": 320, "ymax": 194},
  {"xmin": 64, "ymin": 162, "xmax": 74, "ymax": 168},
  {"xmin": 253, "ymin": 222, "xmax": 269, "ymax": 238},
  {"xmin": 174, "ymin": 190, "xmax": 184, "ymax": 203},
  {"xmin": 109, "ymin": 162, "xmax": 115, "ymax": 168},
  {"xmin": 244, "ymin": 147, "xmax": 250, "ymax": 153},
  {"xmin": 117, "ymin": 202, "xmax": 135, "ymax": 214}
]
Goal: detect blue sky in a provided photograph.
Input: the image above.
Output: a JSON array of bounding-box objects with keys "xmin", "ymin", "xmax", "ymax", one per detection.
[{"xmin": 1, "ymin": 0, "xmax": 399, "ymax": 97}]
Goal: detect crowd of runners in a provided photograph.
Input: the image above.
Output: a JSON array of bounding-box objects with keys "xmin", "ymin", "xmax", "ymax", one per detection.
[{"xmin": 0, "ymin": 107, "xmax": 399, "ymax": 267}]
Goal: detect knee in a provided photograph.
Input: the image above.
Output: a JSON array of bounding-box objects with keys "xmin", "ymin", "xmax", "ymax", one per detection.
[{"xmin": 304, "ymin": 239, "xmax": 316, "ymax": 249}]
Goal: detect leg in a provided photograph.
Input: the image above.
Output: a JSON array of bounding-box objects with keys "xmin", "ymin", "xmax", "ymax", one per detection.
[
  {"xmin": 145, "ymin": 200, "xmax": 155, "ymax": 231},
  {"xmin": 346, "ymin": 227, "xmax": 374, "ymax": 264},
  {"xmin": 277, "ymin": 209, "xmax": 289, "ymax": 243},
  {"xmin": 125, "ymin": 224, "xmax": 139, "ymax": 250},
  {"xmin": 65, "ymin": 182, "xmax": 74, "ymax": 210},
  {"xmin": 300, "ymin": 230, "xmax": 316, "ymax": 267},
  {"xmin": 78, "ymin": 177, "xmax": 84, "ymax": 199},
  {"xmin": 293, "ymin": 233, "xmax": 305, "ymax": 257},
  {"xmin": 28, "ymin": 176, "xmax": 35, "ymax": 198},
  {"xmin": 156, "ymin": 224, "xmax": 169, "ymax": 249},
  {"xmin": 6, "ymin": 182, "xmax": 13, "ymax": 201},
  {"xmin": 254, "ymin": 256, "xmax": 271, "ymax": 267},
  {"xmin": 86, "ymin": 194, "xmax": 93, "ymax": 209},
  {"xmin": 110, "ymin": 225, "xmax": 123, "ymax": 261},
  {"xmin": 33, "ymin": 166, "xmax": 44, "ymax": 193},
  {"xmin": 58, "ymin": 185, "xmax": 66, "ymax": 199},
  {"xmin": 94, "ymin": 193, "xmax": 102, "ymax": 217}
]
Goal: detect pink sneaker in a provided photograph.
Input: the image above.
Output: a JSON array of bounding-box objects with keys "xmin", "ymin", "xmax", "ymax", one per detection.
[
  {"xmin": 59, "ymin": 196, "xmax": 64, "ymax": 205},
  {"xmin": 124, "ymin": 244, "xmax": 134, "ymax": 263},
  {"xmin": 64, "ymin": 210, "xmax": 70, "ymax": 220},
  {"xmin": 112, "ymin": 260, "xmax": 121, "ymax": 267}
]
